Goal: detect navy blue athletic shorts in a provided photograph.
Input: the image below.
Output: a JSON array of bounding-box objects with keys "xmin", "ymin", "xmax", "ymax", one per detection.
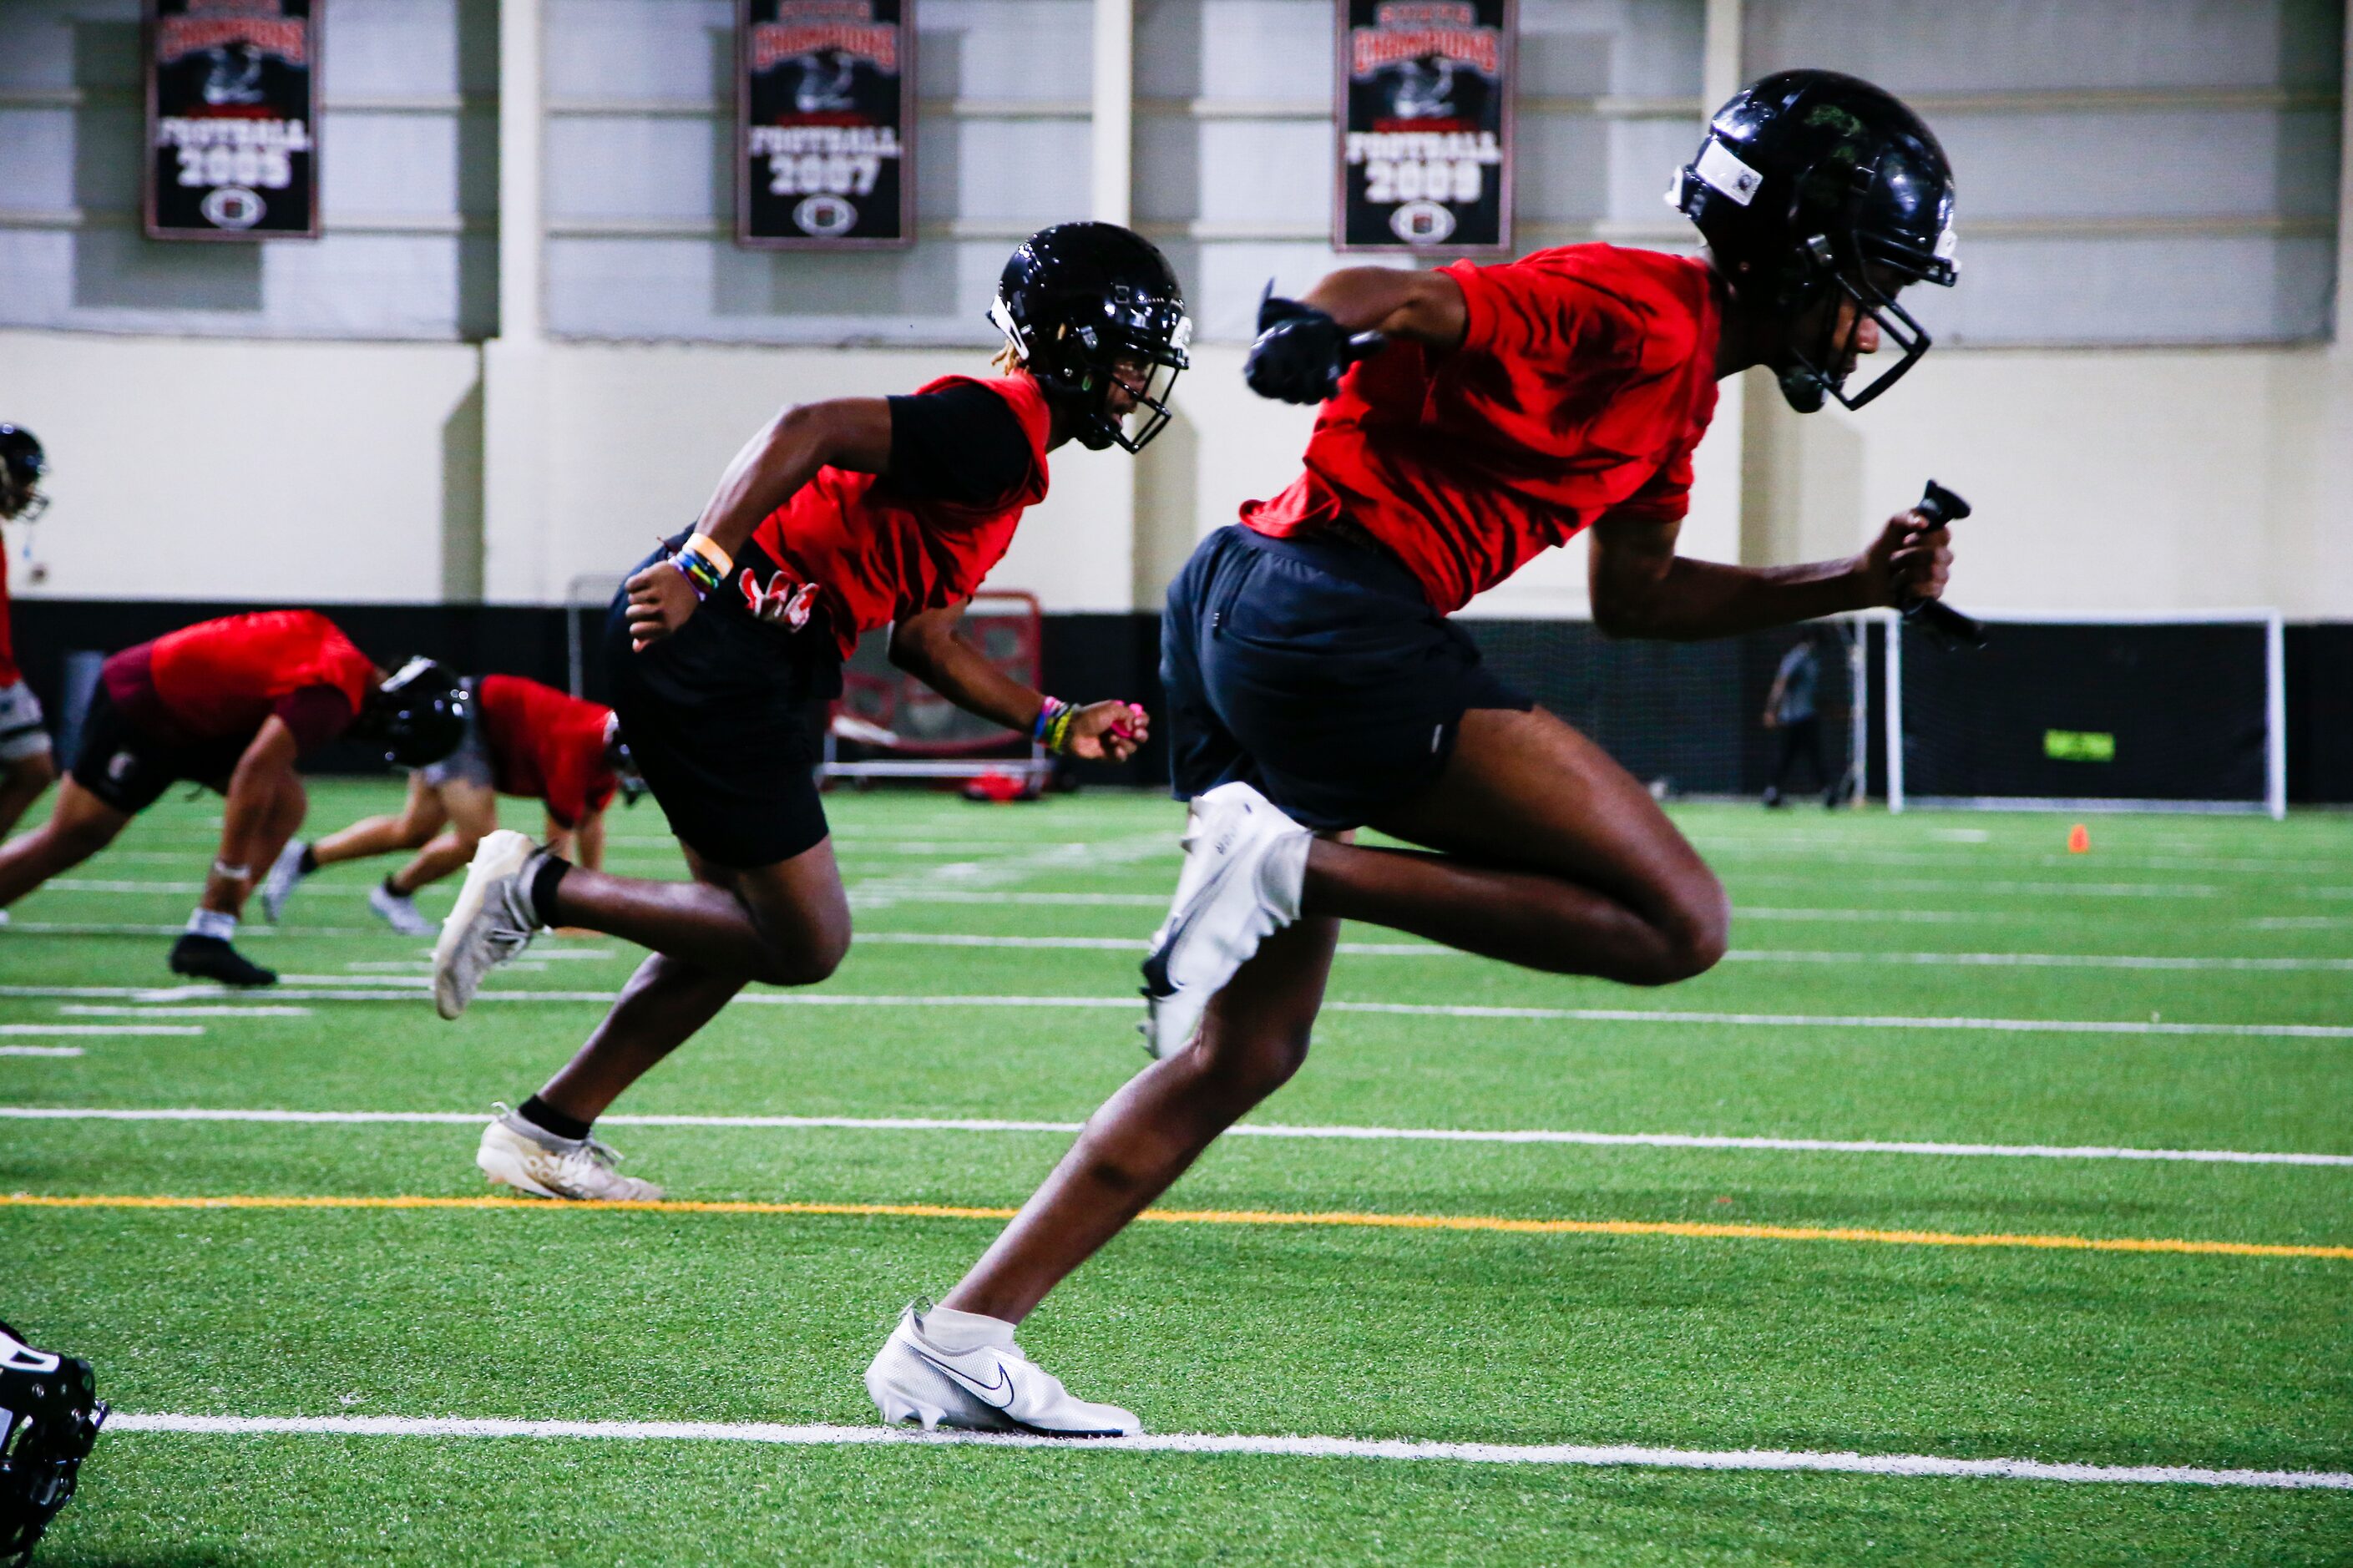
[
  {"xmin": 605, "ymin": 536, "xmax": 841, "ymax": 870},
  {"xmin": 1161, "ymin": 524, "xmax": 1531, "ymax": 831}
]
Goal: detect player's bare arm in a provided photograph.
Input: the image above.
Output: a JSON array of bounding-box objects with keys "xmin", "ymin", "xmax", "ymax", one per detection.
[
  {"xmin": 1586, "ymin": 510, "xmax": 1952, "ymax": 641},
  {"xmin": 625, "ymin": 397, "xmax": 894, "ymax": 650},
  {"xmin": 889, "ymin": 603, "xmax": 1147, "ymax": 764},
  {"xmin": 1244, "ymin": 269, "xmax": 1466, "ymax": 405}
]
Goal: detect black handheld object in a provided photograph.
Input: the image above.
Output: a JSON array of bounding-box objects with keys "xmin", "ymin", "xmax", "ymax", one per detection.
[
  {"xmin": 1902, "ymin": 481, "xmax": 1987, "ymax": 649},
  {"xmin": 1244, "ymin": 283, "xmax": 1388, "ymax": 405}
]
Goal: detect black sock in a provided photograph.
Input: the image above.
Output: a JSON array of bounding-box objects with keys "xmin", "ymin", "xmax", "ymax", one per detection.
[
  {"xmin": 381, "ymin": 875, "xmax": 406, "ymax": 899},
  {"xmin": 528, "ymin": 854, "xmax": 572, "ymax": 929},
  {"xmin": 297, "ymin": 844, "xmax": 319, "ymax": 875},
  {"xmin": 517, "ymin": 1095, "xmax": 591, "ymax": 1142}
]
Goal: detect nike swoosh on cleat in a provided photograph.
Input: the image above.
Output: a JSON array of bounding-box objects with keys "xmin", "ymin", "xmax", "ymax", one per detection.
[
  {"xmin": 910, "ymin": 1346, "xmax": 1015, "ymax": 1409},
  {"xmin": 1141, "ymin": 842, "xmax": 1250, "ymax": 999}
]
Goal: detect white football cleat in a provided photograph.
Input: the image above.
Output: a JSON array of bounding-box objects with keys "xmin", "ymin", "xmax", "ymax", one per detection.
[
  {"xmin": 433, "ymin": 830, "xmax": 542, "ymax": 1019},
  {"xmin": 866, "ymin": 1303, "xmax": 1139, "ymax": 1438},
  {"xmin": 368, "ymin": 882, "xmax": 435, "ymax": 938},
  {"xmin": 477, "ymin": 1106, "xmax": 663, "ymax": 1201},
  {"xmin": 259, "ymin": 840, "xmax": 310, "ymax": 923},
  {"xmin": 1140, "ymin": 781, "xmax": 1311, "ymax": 1060}
]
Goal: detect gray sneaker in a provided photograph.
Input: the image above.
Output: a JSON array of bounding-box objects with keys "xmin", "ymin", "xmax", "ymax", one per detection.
[
  {"xmin": 432, "ymin": 831, "xmax": 542, "ymax": 1019},
  {"xmin": 476, "ymin": 1105, "xmax": 662, "ymax": 1201},
  {"xmin": 367, "ymin": 881, "xmax": 434, "ymax": 938},
  {"xmin": 259, "ymin": 840, "xmax": 310, "ymax": 923}
]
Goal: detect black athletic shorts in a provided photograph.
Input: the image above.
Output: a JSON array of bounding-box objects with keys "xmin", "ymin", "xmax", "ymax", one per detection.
[
  {"xmin": 606, "ymin": 536, "xmax": 842, "ymax": 869},
  {"xmin": 69, "ymin": 680, "xmax": 248, "ymax": 816},
  {"xmin": 1161, "ymin": 524, "xmax": 1531, "ymax": 832}
]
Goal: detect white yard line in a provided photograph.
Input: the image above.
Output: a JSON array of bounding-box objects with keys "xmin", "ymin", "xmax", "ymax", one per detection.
[
  {"xmin": 3, "ymin": 985, "xmax": 2346, "ymax": 1039},
  {"xmin": 0, "ymin": 922, "xmax": 371, "ymax": 937},
  {"xmin": 58, "ymin": 1005, "xmax": 311, "ymax": 1019},
  {"xmin": 96, "ymin": 1412, "xmax": 2353, "ymax": 1490},
  {"xmin": 0, "ymin": 1023, "xmax": 202, "ymax": 1036},
  {"xmin": 0, "ymin": 1045, "xmax": 83, "ymax": 1057},
  {"xmin": 3, "ymin": 1105, "xmax": 2344, "ymax": 1167}
]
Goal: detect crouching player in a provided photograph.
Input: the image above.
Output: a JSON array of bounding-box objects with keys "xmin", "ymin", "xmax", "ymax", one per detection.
[
  {"xmin": 262, "ymin": 674, "xmax": 640, "ymax": 935},
  {"xmin": 866, "ymin": 71, "xmax": 1962, "ymax": 1435},
  {"xmin": 0, "ymin": 609, "xmax": 464, "ymax": 984},
  {"xmin": 0, "ymin": 426, "xmax": 57, "ymax": 846},
  {"xmin": 430, "ymin": 223, "xmax": 1182, "ymax": 1201}
]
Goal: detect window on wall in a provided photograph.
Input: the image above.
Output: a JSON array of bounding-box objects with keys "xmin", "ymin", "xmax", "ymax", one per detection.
[
  {"xmin": 0, "ymin": 0, "xmax": 498, "ymax": 341},
  {"xmin": 1744, "ymin": 0, "xmax": 2345, "ymax": 346},
  {"xmin": 543, "ymin": 0, "xmax": 1095, "ymax": 343}
]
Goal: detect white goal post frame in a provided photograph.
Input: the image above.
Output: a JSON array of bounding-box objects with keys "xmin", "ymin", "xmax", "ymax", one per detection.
[{"xmin": 1881, "ymin": 606, "xmax": 2286, "ymax": 821}]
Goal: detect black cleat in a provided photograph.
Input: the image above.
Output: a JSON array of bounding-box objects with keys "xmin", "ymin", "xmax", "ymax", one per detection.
[{"xmin": 168, "ymin": 933, "xmax": 278, "ymax": 988}]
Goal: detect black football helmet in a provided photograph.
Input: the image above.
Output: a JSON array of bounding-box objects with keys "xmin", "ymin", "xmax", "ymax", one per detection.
[
  {"xmin": 0, "ymin": 1322, "xmax": 105, "ymax": 1567},
  {"xmin": 1672, "ymin": 70, "xmax": 1957, "ymax": 412},
  {"xmin": 362, "ymin": 658, "xmax": 469, "ymax": 768},
  {"xmin": 0, "ymin": 427, "xmax": 48, "ymax": 524},
  {"xmin": 989, "ymin": 223, "xmax": 1192, "ymax": 453}
]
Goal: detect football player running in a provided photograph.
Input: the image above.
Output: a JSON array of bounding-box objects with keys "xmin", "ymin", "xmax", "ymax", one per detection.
[
  {"xmin": 262, "ymin": 674, "xmax": 641, "ymax": 936},
  {"xmin": 0, "ymin": 610, "xmax": 464, "ymax": 986},
  {"xmin": 867, "ymin": 72, "xmax": 1960, "ymax": 1437},
  {"xmin": 433, "ymin": 223, "xmax": 1183, "ymax": 1205},
  {"xmin": 0, "ymin": 427, "xmax": 58, "ymax": 847}
]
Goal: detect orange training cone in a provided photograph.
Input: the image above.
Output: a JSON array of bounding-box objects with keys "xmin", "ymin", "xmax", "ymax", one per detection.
[{"xmin": 2067, "ymin": 823, "xmax": 2090, "ymax": 854}]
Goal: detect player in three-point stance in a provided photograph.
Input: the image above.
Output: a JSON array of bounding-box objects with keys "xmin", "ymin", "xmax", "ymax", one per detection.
[
  {"xmin": 866, "ymin": 71, "xmax": 1963, "ymax": 1437},
  {"xmin": 432, "ymin": 223, "xmax": 1187, "ymax": 1205},
  {"xmin": 261, "ymin": 674, "xmax": 642, "ymax": 935},
  {"xmin": 0, "ymin": 609, "xmax": 465, "ymax": 985},
  {"xmin": 0, "ymin": 427, "xmax": 58, "ymax": 847}
]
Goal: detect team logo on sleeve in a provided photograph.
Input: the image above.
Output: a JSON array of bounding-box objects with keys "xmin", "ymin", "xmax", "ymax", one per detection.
[{"xmin": 740, "ymin": 568, "xmax": 822, "ymax": 630}]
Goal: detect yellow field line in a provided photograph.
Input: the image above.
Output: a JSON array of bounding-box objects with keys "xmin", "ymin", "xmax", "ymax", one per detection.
[{"xmin": 5, "ymin": 1191, "xmax": 2347, "ymax": 1261}]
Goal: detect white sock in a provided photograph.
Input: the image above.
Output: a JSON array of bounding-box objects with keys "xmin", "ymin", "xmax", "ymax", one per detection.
[
  {"xmin": 919, "ymin": 1304, "xmax": 1015, "ymax": 1352},
  {"xmin": 185, "ymin": 908, "xmax": 236, "ymax": 941}
]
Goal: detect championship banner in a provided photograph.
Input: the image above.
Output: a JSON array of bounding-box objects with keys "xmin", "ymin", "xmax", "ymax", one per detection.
[
  {"xmin": 737, "ymin": 0, "xmax": 913, "ymax": 249},
  {"xmin": 144, "ymin": 0, "xmax": 318, "ymax": 241},
  {"xmin": 1333, "ymin": 0, "xmax": 1513, "ymax": 252}
]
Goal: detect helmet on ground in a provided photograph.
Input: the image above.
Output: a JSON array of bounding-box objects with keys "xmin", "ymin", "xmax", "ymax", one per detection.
[
  {"xmin": 1671, "ymin": 69, "xmax": 1957, "ymax": 412},
  {"xmin": 367, "ymin": 659, "xmax": 470, "ymax": 768},
  {"xmin": 604, "ymin": 714, "xmax": 648, "ymax": 806},
  {"xmin": 0, "ymin": 427, "xmax": 49, "ymax": 524},
  {"xmin": 989, "ymin": 223, "xmax": 1192, "ymax": 453},
  {"xmin": 0, "ymin": 1321, "xmax": 106, "ymax": 1566}
]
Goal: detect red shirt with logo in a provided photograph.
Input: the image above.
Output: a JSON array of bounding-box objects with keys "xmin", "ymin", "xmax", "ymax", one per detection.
[
  {"xmin": 477, "ymin": 674, "xmax": 619, "ymax": 829},
  {"xmin": 106, "ymin": 610, "xmax": 374, "ymax": 753},
  {"xmin": 1241, "ymin": 245, "xmax": 1722, "ymax": 615},
  {"xmin": 743, "ymin": 372, "xmax": 1052, "ymax": 658}
]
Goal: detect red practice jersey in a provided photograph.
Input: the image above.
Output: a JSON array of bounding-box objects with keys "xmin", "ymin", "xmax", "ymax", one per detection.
[
  {"xmin": 0, "ymin": 544, "xmax": 17, "ymax": 687},
  {"xmin": 744, "ymin": 372, "xmax": 1052, "ymax": 658},
  {"xmin": 476, "ymin": 675, "xmax": 619, "ymax": 829},
  {"xmin": 122, "ymin": 610, "xmax": 375, "ymax": 751},
  {"xmin": 1241, "ymin": 245, "xmax": 1722, "ymax": 615}
]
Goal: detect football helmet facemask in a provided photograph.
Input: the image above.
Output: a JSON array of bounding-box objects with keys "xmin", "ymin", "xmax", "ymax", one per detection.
[
  {"xmin": 989, "ymin": 222, "xmax": 1192, "ymax": 453},
  {"xmin": 1672, "ymin": 69, "xmax": 1957, "ymax": 412},
  {"xmin": 0, "ymin": 1322, "xmax": 106, "ymax": 1568},
  {"xmin": 0, "ymin": 427, "xmax": 49, "ymax": 524}
]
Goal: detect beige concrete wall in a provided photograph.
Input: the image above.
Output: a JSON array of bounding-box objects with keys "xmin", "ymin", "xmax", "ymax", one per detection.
[{"xmin": 8, "ymin": 326, "xmax": 2349, "ymax": 620}]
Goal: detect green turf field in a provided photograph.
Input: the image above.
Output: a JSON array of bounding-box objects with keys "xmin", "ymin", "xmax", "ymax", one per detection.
[{"xmin": 3, "ymin": 781, "xmax": 2348, "ymax": 1565}]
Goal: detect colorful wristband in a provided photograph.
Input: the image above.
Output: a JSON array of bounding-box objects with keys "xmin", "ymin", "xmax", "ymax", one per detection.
[
  {"xmin": 1034, "ymin": 696, "xmax": 1078, "ymax": 755},
  {"xmin": 670, "ymin": 550, "xmax": 724, "ymax": 600},
  {"xmin": 679, "ymin": 533, "xmax": 734, "ymax": 577}
]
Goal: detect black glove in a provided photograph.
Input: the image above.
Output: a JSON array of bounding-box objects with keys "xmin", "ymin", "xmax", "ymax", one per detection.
[{"xmin": 1244, "ymin": 285, "xmax": 1389, "ymax": 404}]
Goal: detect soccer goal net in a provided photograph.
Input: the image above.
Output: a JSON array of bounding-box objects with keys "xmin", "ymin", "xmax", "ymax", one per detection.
[
  {"xmin": 1887, "ymin": 609, "xmax": 2285, "ymax": 817},
  {"xmin": 1463, "ymin": 614, "xmax": 1872, "ymax": 805}
]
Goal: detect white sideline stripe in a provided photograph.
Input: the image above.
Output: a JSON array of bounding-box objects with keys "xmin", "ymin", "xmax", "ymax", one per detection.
[
  {"xmin": 3, "ymin": 984, "xmax": 2349, "ymax": 1038},
  {"xmin": 0, "ymin": 1024, "xmax": 202, "ymax": 1037},
  {"xmin": 0, "ymin": 1046, "xmax": 83, "ymax": 1057},
  {"xmin": 97, "ymin": 1413, "xmax": 2353, "ymax": 1490},
  {"xmin": 45, "ymin": 879, "xmax": 207, "ymax": 893},
  {"xmin": 850, "ymin": 933, "xmax": 2353, "ymax": 971},
  {"xmin": 3, "ymin": 1105, "xmax": 2346, "ymax": 1167},
  {"xmin": 59, "ymin": 1005, "xmax": 311, "ymax": 1019},
  {"xmin": 0, "ymin": 922, "xmax": 369, "ymax": 937}
]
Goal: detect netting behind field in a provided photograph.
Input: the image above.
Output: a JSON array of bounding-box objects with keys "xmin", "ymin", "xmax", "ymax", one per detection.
[
  {"xmin": 1464, "ymin": 617, "xmax": 1868, "ymax": 801},
  {"xmin": 835, "ymin": 593, "xmax": 1043, "ymax": 756},
  {"xmin": 1893, "ymin": 615, "xmax": 2281, "ymax": 814}
]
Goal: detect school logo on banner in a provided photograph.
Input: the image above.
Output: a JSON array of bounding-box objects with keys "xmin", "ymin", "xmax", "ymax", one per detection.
[
  {"xmin": 145, "ymin": 0, "xmax": 318, "ymax": 241},
  {"xmin": 738, "ymin": 0, "xmax": 914, "ymax": 249},
  {"xmin": 1334, "ymin": 0, "xmax": 1513, "ymax": 253}
]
